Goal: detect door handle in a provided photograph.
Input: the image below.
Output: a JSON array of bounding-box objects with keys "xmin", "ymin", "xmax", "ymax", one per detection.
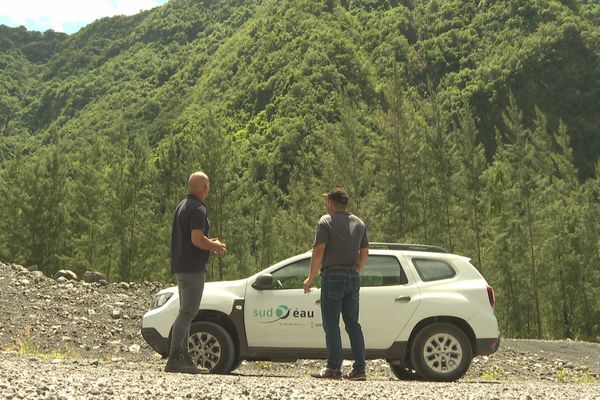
[{"xmin": 395, "ymin": 296, "xmax": 410, "ymax": 303}]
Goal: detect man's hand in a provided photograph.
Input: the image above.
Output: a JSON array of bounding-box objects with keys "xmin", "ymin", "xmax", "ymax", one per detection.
[
  {"xmin": 210, "ymin": 238, "xmax": 227, "ymax": 256},
  {"xmin": 303, "ymin": 276, "xmax": 314, "ymax": 293}
]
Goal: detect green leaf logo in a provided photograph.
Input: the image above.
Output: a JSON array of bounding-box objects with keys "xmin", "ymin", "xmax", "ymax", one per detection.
[{"xmin": 275, "ymin": 304, "xmax": 289, "ymax": 318}]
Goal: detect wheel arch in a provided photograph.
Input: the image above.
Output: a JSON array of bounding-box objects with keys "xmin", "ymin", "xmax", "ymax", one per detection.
[
  {"xmin": 405, "ymin": 316, "xmax": 476, "ymax": 365},
  {"xmin": 192, "ymin": 310, "xmax": 241, "ymax": 362}
]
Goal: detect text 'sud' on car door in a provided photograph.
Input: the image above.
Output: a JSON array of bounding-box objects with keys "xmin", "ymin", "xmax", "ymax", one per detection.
[
  {"xmin": 244, "ymin": 258, "xmax": 325, "ymax": 348},
  {"xmin": 359, "ymin": 254, "xmax": 420, "ymax": 349}
]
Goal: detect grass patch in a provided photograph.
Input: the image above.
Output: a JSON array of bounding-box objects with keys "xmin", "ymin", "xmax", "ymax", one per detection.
[
  {"xmin": 9, "ymin": 339, "xmax": 80, "ymax": 360},
  {"xmin": 573, "ymin": 371, "xmax": 596, "ymax": 383},
  {"xmin": 481, "ymin": 366, "xmax": 505, "ymax": 381}
]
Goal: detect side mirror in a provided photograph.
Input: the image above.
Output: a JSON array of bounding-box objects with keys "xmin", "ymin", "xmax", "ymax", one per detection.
[{"xmin": 252, "ymin": 274, "xmax": 274, "ymax": 290}]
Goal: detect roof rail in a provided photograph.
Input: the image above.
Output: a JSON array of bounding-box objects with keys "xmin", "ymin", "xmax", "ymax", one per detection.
[{"xmin": 369, "ymin": 242, "xmax": 449, "ymax": 253}]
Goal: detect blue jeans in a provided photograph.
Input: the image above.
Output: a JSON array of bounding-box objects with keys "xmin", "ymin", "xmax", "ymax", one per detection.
[
  {"xmin": 169, "ymin": 272, "xmax": 205, "ymax": 357},
  {"xmin": 320, "ymin": 269, "xmax": 366, "ymax": 371}
]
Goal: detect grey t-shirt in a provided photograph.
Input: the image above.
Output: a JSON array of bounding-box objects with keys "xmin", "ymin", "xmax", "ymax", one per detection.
[{"xmin": 313, "ymin": 211, "xmax": 369, "ymax": 269}]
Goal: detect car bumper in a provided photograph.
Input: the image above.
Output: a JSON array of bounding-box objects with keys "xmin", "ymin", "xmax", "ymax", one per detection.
[
  {"xmin": 141, "ymin": 327, "xmax": 169, "ymax": 357},
  {"xmin": 476, "ymin": 337, "xmax": 500, "ymax": 355}
]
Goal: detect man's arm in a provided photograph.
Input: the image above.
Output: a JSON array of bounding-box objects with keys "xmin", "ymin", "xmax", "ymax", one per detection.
[
  {"xmin": 358, "ymin": 247, "xmax": 368, "ymax": 273},
  {"xmin": 303, "ymin": 243, "xmax": 326, "ymax": 293},
  {"xmin": 191, "ymin": 229, "xmax": 227, "ymax": 255}
]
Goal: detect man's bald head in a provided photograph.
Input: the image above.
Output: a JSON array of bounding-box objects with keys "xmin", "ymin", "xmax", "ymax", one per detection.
[{"xmin": 188, "ymin": 172, "xmax": 210, "ymax": 200}]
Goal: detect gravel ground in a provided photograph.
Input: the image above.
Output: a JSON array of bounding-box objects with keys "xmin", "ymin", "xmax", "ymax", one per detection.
[
  {"xmin": 1, "ymin": 353, "xmax": 599, "ymax": 400},
  {"xmin": 1, "ymin": 261, "xmax": 599, "ymax": 399}
]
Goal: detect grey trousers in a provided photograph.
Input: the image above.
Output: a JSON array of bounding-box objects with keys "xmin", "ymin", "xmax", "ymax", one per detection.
[{"xmin": 169, "ymin": 272, "xmax": 205, "ymax": 357}]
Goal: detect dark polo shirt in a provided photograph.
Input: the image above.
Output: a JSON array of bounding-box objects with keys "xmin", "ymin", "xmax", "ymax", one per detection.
[
  {"xmin": 171, "ymin": 194, "xmax": 210, "ymax": 274},
  {"xmin": 314, "ymin": 211, "xmax": 369, "ymax": 270}
]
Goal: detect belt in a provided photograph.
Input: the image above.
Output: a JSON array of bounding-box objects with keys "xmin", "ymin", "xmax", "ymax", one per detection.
[{"xmin": 320, "ymin": 265, "xmax": 357, "ymax": 275}]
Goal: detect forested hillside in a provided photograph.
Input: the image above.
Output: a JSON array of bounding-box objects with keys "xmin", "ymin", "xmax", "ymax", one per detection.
[{"xmin": 0, "ymin": 0, "xmax": 599, "ymax": 341}]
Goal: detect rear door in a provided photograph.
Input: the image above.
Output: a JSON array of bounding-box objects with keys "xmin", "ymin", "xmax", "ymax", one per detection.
[{"xmin": 359, "ymin": 254, "xmax": 421, "ymax": 349}]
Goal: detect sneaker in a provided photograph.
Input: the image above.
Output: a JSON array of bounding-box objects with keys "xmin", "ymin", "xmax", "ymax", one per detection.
[
  {"xmin": 164, "ymin": 352, "xmax": 201, "ymax": 374},
  {"xmin": 310, "ymin": 368, "xmax": 342, "ymax": 380},
  {"xmin": 344, "ymin": 369, "xmax": 366, "ymax": 381}
]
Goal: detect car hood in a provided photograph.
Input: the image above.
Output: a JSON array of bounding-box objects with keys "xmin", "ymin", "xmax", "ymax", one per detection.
[
  {"xmin": 203, "ymin": 279, "xmax": 247, "ymax": 298},
  {"xmin": 156, "ymin": 278, "xmax": 247, "ymax": 298}
]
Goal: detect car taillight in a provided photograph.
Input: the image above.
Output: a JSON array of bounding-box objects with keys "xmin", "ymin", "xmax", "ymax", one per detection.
[{"xmin": 487, "ymin": 285, "xmax": 496, "ymax": 309}]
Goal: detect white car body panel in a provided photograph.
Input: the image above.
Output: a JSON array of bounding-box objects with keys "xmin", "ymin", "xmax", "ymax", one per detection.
[{"xmin": 142, "ymin": 247, "xmax": 500, "ymax": 363}]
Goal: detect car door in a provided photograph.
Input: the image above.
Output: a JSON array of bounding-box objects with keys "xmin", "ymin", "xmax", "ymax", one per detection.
[
  {"xmin": 359, "ymin": 254, "xmax": 421, "ymax": 349},
  {"xmin": 244, "ymin": 257, "xmax": 325, "ymax": 348}
]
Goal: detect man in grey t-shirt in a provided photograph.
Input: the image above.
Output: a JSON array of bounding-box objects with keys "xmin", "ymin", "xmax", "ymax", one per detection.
[{"xmin": 303, "ymin": 187, "xmax": 369, "ymax": 381}]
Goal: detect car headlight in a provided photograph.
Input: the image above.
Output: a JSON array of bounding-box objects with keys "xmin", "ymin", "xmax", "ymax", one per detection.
[{"xmin": 150, "ymin": 293, "xmax": 173, "ymax": 310}]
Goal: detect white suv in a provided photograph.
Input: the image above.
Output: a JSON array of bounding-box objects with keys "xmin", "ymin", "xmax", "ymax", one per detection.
[{"xmin": 141, "ymin": 243, "xmax": 500, "ymax": 381}]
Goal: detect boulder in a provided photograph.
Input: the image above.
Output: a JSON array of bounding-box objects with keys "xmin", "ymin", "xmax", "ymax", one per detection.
[
  {"xmin": 83, "ymin": 271, "xmax": 106, "ymax": 283},
  {"xmin": 54, "ymin": 270, "xmax": 77, "ymax": 281},
  {"xmin": 31, "ymin": 271, "xmax": 46, "ymax": 282},
  {"xmin": 27, "ymin": 264, "xmax": 39, "ymax": 272}
]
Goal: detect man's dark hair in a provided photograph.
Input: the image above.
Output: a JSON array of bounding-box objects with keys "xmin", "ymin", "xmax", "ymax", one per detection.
[{"xmin": 323, "ymin": 187, "xmax": 349, "ymax": 209}]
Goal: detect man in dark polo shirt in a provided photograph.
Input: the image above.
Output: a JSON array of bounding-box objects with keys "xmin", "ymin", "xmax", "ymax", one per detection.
[
  {"xmin": 303, "ymin": 187, "xmax": 369, "ymax": 381},
  {"xmin": 165, "ymin": 171, "xmax": 227, "ymax": 374}
]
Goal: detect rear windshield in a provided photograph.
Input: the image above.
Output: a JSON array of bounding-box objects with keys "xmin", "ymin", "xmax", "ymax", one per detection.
[{"xmin": 412, "ymin": 258, "xmax": 456, "ymax": 282}]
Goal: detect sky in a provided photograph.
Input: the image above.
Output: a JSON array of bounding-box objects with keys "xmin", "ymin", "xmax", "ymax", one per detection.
[{"xmin": 0, "ymin": 0, "xmax": 169, "ymax": 34}]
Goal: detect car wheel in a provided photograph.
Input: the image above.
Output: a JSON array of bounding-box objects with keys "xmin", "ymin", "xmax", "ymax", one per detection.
[
  {"xmin": 410, "ymin": 322, "xmax": 472, "ymax": 381},
  {"xmin": 188, "ymin": 321, "xmax": 235, "ymax": 374},
  {"xmin": 389, "ymin": 363, "xmax": 421, "ymax": 380},
  {"xmin": 230, "ymin": 358, "xmax": 243, "ymax": 372}
]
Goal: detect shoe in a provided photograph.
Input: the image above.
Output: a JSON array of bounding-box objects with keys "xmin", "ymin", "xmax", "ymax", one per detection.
[
  {"xmin": 310, "ymin": 368, "xmax": 342, "ymax": 380},
  {"xmin": 182, "ymin": 351, "xmax": 196, "ymax": 367},
  {"xmin": 164, "ymin": 352, "xmax": 201, "ymax": 374},
  {"xmin": 344, "ymin": 369, "xmax": 366, "ymax": 381}
]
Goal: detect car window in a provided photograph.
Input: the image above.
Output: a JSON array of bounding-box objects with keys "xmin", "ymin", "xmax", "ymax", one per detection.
[
  {"xmin": 412, "ymin": 258, "xmax": 456, "ymax": 281},
  {"xmin": 270, "ymin": 258, "xmax": 321, "ymax": 290},
  {"xmin": 361, "ymin": 255, "xmax": 408, "ymax": 287}
]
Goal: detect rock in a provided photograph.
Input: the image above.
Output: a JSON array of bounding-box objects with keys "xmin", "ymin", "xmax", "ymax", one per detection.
[
  {"xmin": 19, "ymin": 279, "xmax": 30, "ymax": 285},
  {"xmin": 111, "ymin": 309, "xmax": 123, "ymax": 319},
  {"xmin": 27, "ymin": 264, "xmax": 39, "ymax": 272},
  {"xmin": 128, "ymin": 344, "xmax": 141, "ymax": 353},
  {"xmin": 564, "ymin": 362, "xmax": 574, "ymax": 369},
  {"xmin": 54, "ymin": 270, "xmax": 77, "ymax": 281},
  {"xmin": 83, "ymin": 271, "xmax": 106, "ymax": 283},
  {"xmin": 118, "ymin": 282, "xmax": 130, "ymax": 290},
  {"xmin": 31, "ymin": 271, "xmax": 45, "ymax": 282},
  {"xmin": 56, "ymin": 277, "xmax": 68, "ymax": 283},
  {"xmin": 97, "ymin": 279, "xmax": 109, "ymax": 287}
]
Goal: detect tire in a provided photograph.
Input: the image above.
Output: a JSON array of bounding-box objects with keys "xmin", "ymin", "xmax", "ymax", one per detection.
[
  {"xmin": 410, "ymin": 322, "xmax": 472, "ymax": 382},
  {"xmin": 188, "ymin": 321, "xmax": 235, "ymax": 374},
  {"xmin": 389, "ymin": 364, "xmax": 422, "ymax": 381},
  {"xmin": 230, "ymin": 358, "xmax": 243, "ymax": 372}
]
